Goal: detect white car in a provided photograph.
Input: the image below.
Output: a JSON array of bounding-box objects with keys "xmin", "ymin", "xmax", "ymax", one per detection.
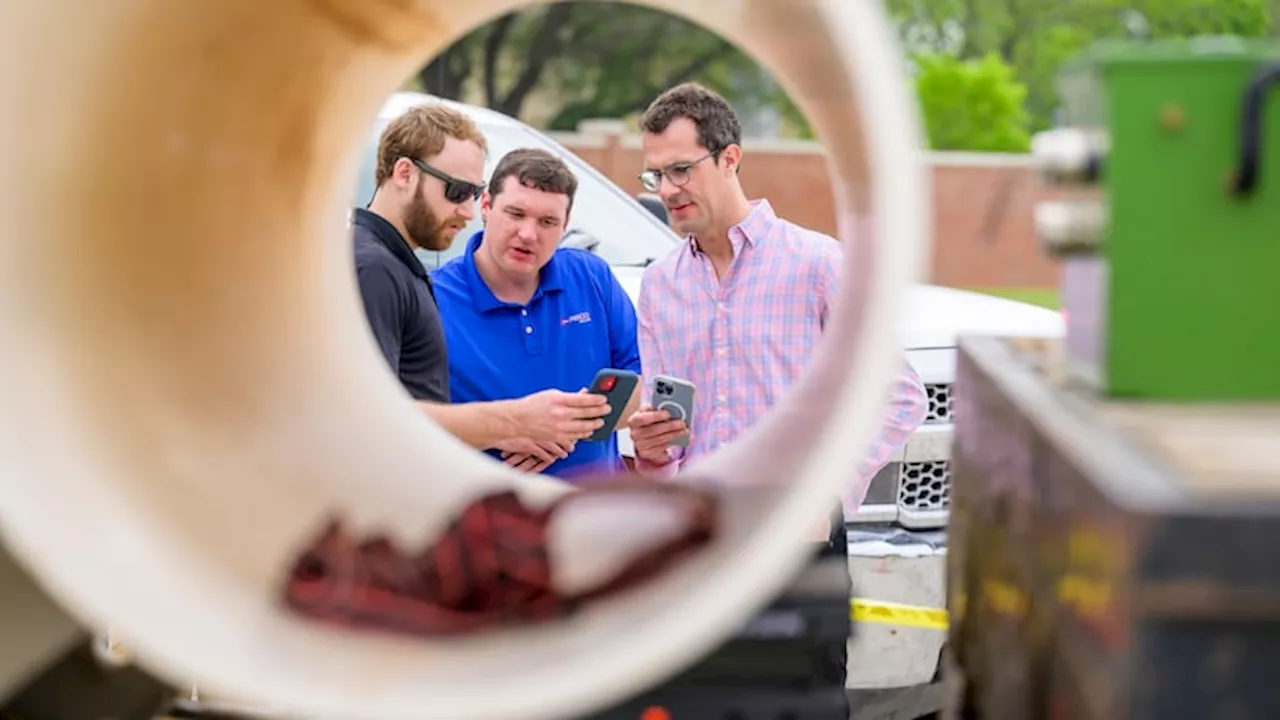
[{"xmin": 355, "ymin": 92, "xmax": 1065, "ymax": 695}]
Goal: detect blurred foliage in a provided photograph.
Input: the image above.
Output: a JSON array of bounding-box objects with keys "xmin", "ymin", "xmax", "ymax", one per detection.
[
  {"xmin": 882, "ymin": 0, "xmax": 1272, "ymax": 132},
  {"xmin": 417, "ymin": 3, "xmax": 752, "ymax": 130},
  {"xmin": 775, "ymin": 50, "xmax": 1033, "ymax": 152},
  {"xmin": 915, "ymin": 53, "xmax": 1032, "ymax": 153},
  {"xmin": 417, "ymin": 0, "xmax": 1274, "ymax": 151}
]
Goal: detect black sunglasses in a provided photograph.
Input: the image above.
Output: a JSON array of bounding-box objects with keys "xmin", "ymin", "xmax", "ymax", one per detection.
[{"xmin": 408, "ymin": 158, "xmax": 485, "ymax": 204}]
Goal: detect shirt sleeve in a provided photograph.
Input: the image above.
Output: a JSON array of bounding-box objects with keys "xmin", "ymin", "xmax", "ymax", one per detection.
[
  {"xmin": 814, "ymin": 233, "xmax": 928, "ymax": 514},
  {"xmin": 356, "ymin": 260, "xmax": 405, "ymax": 373},
  {"xmin": 816, "ymin": 236, "xmax": 842, "ymax": 330},
  {"xmin": 636, "ymin": 271, "xmax": 662, "ymax": 398},
  {"xmin": 635, "ymin": 269, "xmax": 684, "ymax": 477},
  {"xmin": 846, "ymin": 359, "xmax": 928, "ymax": 513}
]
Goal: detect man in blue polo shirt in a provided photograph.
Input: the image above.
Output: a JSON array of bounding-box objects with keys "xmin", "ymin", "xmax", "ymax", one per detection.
[
  {"xmin": 431, "ymin": 148, "xmax": 641, "ymax": 480},
  {"xmin": 354, "ymin": 104, "xmax": 613, "ymax": 469}
]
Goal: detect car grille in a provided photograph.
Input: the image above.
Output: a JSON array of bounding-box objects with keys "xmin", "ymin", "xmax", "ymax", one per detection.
[
  {"xmin": 924, "ymin": 383, "xmax": 953, "ymax": 424},
  {"xmin": 897, "ymin": 461, "xmax": 951, "ymax": 512}
]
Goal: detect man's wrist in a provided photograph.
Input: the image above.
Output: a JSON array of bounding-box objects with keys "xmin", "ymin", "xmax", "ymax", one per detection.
[
  {"xmin": 635, "ymin": 449, "xmax": 678, "ymax": 477},
  {"xmin": 486, "ymin": 398, "xmax": 523, "ymax": 445},
  {"xmin": 636, "ymin": 453, "xmax": 670, "ymax": 467}
]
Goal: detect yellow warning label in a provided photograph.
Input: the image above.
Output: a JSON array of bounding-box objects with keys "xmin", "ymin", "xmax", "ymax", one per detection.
[
  {"xmin": 851, "ymin": 598, "xmax": 950, "ymax": 631},
  {"xmin": 850, "ymin": 571, "xmax": 1115, "ymax": 632}
]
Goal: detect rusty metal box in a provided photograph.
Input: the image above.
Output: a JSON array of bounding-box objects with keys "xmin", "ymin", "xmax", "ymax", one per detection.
[{"xmin": 946, "ymin": 336, "xmax": 1280, "ymax": 719}]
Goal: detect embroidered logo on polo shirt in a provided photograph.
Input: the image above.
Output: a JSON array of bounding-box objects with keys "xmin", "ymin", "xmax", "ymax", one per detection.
[{"xmin": 560, "ymin": 311, "xmax": 592, "ymax": 326}]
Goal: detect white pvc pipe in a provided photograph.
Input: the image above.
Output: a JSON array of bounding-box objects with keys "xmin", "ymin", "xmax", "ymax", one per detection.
[{"xmin": 0, "ymin": 1, "xmax": 929, "ymax": 718}]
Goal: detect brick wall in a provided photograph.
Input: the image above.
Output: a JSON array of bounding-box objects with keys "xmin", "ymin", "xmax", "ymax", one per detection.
[{"xmin": 549, "ymin": 129, "xmax": 1062, "ymax": 289}]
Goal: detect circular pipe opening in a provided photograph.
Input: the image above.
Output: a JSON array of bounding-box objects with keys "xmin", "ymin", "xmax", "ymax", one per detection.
[{"xmin": 0, "ymin": 1, "xmax": 929, "ymax": 718}]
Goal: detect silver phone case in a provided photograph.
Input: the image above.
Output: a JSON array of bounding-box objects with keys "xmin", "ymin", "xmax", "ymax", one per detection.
[{"xmin": 651, "ymin": 374, "xmax": 696, "ymax": 448}]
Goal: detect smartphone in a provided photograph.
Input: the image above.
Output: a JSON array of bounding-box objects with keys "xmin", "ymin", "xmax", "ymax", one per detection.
[
  {"xmin": 585, "ymin": 368, "xmax": 640, "ymax": 443},
  {"xmin": 651, "ymin": 374, "xmax": 696, "ymax": 448}
]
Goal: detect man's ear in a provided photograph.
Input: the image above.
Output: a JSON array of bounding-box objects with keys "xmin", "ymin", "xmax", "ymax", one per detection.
[
  {"xmin": 718, "ymin": 145, "xmax": 742, "ymax": 176},
  {"xmin": 480, "ymin": 189, "xmax": 492, "ymax": 223},
  {"xmin": 393, "ymin": 157, "xmax": 416, "ymax": 187}
]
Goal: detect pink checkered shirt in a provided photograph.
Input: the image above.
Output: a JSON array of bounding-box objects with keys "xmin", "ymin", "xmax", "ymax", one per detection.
[{"xmin": 636, "ymin": 200, "xmax": 927, "ymax": 513}]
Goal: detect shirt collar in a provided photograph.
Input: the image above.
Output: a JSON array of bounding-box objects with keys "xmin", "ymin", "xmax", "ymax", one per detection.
[
  {"xmin": 351, "ymin": 208, "xmax": 427, "ymax": 280},
  {"xmin": 462, "ymin": 230, "xmax": 565, "ymax": 313},
  {"xmin": 686, "ymin": 199, "xmax": 776, "ymax": 256}
]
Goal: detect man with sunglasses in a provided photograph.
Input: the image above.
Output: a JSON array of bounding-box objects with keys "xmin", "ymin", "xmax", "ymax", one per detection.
[
  {"xmin": 354, "ymin": 104, "xmax": 611, "ymax": 465},
  {"xmin": 430, "ymin": 148, "xmax": 643, "ymax": 478}
]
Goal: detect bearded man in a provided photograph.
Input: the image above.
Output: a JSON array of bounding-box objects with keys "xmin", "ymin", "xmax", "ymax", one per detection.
[{"xmin": 353, "ymin": 104, "xmax": 610, "ymax": 466}]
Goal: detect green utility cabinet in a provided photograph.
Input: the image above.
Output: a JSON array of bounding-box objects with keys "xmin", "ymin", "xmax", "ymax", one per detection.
[{"xmin": 1036, "ymin": 38, "xmax": 1280, "ymax": 400}]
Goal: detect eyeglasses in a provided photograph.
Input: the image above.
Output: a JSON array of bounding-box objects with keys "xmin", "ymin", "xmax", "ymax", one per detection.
[
  {"xmin": 409, "ymin": 158, "xmax": 485, "ymax": 204},
  {"xmin": 637, "ymin": 153, "xmax": 715, "ymax": 193}
]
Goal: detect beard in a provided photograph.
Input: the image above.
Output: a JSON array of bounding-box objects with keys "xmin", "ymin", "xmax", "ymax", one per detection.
[{"xmin": 404, "ymin": 183, "xmax": 454, "ymax": 252}]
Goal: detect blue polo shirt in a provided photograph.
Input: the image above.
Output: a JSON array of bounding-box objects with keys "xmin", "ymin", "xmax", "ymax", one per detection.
[{"xmin": 430, "ymin": 231, "xmax": 641, "ymax": 480}]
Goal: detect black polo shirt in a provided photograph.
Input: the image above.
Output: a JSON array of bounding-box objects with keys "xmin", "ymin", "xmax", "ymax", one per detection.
[{"xmin": 351, "ymin": 208, "xmax": 451, "ymax": 403}]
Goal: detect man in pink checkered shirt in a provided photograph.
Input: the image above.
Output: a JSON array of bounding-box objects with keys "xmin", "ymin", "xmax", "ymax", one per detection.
[{"xmin": 625, "ymin": 83, "xmax": 928, "ymax": 517}]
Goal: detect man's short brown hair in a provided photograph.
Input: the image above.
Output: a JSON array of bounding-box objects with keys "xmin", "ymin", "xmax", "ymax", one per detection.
[
  {"xmin": 375, "ymin": 104, "xmax": 488, "ymax": 188},
  {"xmin": 488, "ymin": 148, "xmax": 579, "ymax": 216},
  {"xmin": 640, "ymin": 82, "xmax": 742, "ymax": 158}
]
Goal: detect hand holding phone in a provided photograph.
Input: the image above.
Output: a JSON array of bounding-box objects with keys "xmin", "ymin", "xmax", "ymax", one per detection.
[{"xmin": 585, "ymin": 368, "xmax": 640, "ymax": 443}]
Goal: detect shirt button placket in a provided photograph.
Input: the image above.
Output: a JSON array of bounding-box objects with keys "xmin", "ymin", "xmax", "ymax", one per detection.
[
  {"xmin": 715, "ymin": 301, "xmax": 728, "ymax": 361},
  {"xmin": 713, "ymin": 296, "xmax": 729, "ymax": 434},
  {"xmin": 521, "ymin": 306, "xmax": 536, "ymax": 351}
]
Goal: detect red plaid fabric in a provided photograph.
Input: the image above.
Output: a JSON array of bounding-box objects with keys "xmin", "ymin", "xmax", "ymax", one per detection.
[{"xmin": 282, "ymin": 482, "xmax": 716, "ymax": 637}]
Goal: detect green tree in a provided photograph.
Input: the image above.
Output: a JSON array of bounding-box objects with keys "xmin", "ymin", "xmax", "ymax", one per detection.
[
  {"xmin": 417, "ymin": 0, "xmax": 1272, "ymax": 142},
  {"xmin": 914, "ymin": 52, "xmax": 1032, "ymax": 152},
  {"xmin": 542, "ymin": 7, "xmax": 751, "ymax": 131},
  {"xmin": 885, "ymin": 0, "xmax": 1273, "ymax": 130},
  {"xmin": 417, "ymin": 3, "xmax": 581, "ymax": 119},
  {"xmin": 416, "ymin": 2, "xmax": 760, "ymax": 129},
  {"xmin": 764, "ymin": 0, "xmax": 1272, "ymax": 142}
]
